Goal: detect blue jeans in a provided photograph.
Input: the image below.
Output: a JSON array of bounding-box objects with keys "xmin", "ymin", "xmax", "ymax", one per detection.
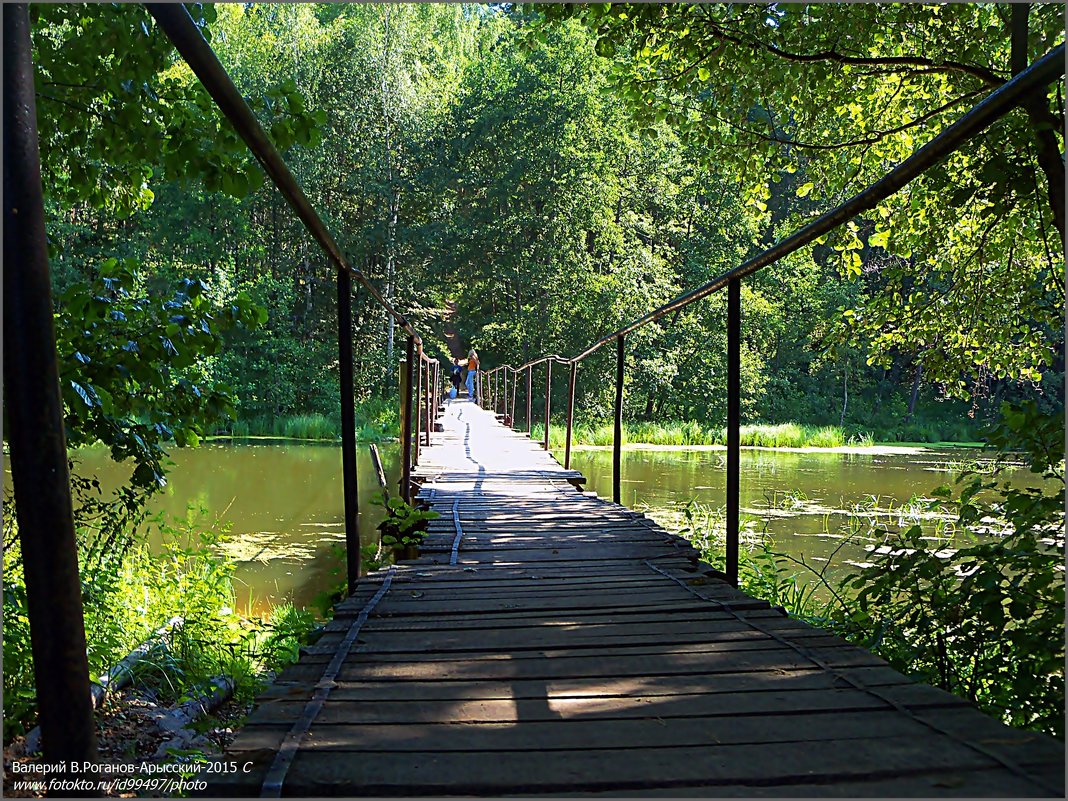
[{"xmin": 466, "ymin": 369, "xmax": 477, "ymax": 401}]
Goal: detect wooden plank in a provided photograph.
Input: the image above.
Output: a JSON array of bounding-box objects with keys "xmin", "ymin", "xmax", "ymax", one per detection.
[
  {"xmin": 512, "ymin": 766, "xmax": 1063, "ymax": 797},
  {"xmin": 315, "ymin": 616, "xmax": 822, "ymax": 651},
  {"xmin": 327, "ymin": 606, "xmax": 790, "ymax": 634},
  {"xmin": 230, "ymin": 708, "xmax": 982, "ymax": 754},
  {"xmin": 243, "ymin": 681, "xmax": 970, "ymax": 727},
  {"xmin": 275, "ymin": 645, "xmax": 887, "ymax": 683},
  {"xmin": 210, "ymin": 735, "xmax": 1063, "ymax": 795},
  {"xmin": 206, "ymin": 401, "xmax": 1064, "ymax": 799},
  {"xmin": 256, "ymin": 664, "xmax": 917, "ymax": 703},
  {"xmin": 341, "ymin": 599, "xmax": 773, "ymax": 624},
  {"xmin": 296, "ymin": 634, "xmax": 855, "ymax": 663}
]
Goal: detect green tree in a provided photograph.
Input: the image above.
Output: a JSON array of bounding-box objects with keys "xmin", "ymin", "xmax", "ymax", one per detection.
[{"xmin": 526, "ymin": 3, "xmax": 1064, "ymax": 407}]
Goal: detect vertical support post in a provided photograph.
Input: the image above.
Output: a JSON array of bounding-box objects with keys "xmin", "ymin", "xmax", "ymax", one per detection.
[
  {"xmin": 613, "ymin": 336, "xmax": 625, "ymax": 504},
  {"xmin": 510, "ymin": 368, "xmax": 518, "ymax": 429},
  {"xmin": 726, "ymin": 277, "xmax": 741, "ymax": 587},
  {"xmin": 336, "ymin": 269, "xmax": 360, "ymax": 593},
  {"xmin": 400, "ymin": 336, "xmax": 414, "ymax": 502},
  {"xmin": 414, "ymin": 346, "xmax": 423, "ymax": 466},
  {"xmin": 503, "ymin": 367, "xmax": 509, "ymax": 423},
  {"xmin": 564, "ymin": 360, "xmax": 578, "ymax": 470},
  {"xmin": 3, "ymin": 2, "xmax": 98, "ymax": 769},
  {"xmin": 526, "ymin": 366, "xmax": 533, "ymax": 434},
  {"xmin": 425, "ymin": 358, "xmax": 432, "ymax": 445},
  {"xmin": 433, "ymin": 362, "xmax": 440, "ymax": 416},
  {"xmin": 542, "ymin": 360, "xmax": 552, "ymax": 450}
]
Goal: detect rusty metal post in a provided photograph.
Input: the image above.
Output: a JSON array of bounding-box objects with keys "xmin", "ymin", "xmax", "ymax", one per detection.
[
  {"xmin": 510, "ymin": 368, "xmax": 518, "ymax": 429},
  {"xmin": 433, "ymin": 362, "xmax": 440, "ymax": 419},
  {"xmin": 613, "ymin": 336, "xmax": 625, "ymax": 504},
  {"xmin": 420, "ymin": 356, "xmax": 429, "ymax": 446},
  {"xmin": 3, "ymin": 2, "xmax": 98, "ymax": 771},
  {"xmin": 542, "ymin": 360, "xmax": 553, "ymax": 450},
  {"xmin": 429, "ymin": 360, "xmax": 437, "ymax": 416},
  {"xmin": 502, "ymin": 367, "xmax": 509, "ymax": 424},
  {"xmin": 337, "ymin": 269, "xmax": 360, "ymax": 592},
  {"xmin": 414, "ymin": 346, "xmax": 423, "ymax": 466},
  {"xmin": 400, "ymin": 336, "xmax": 414, "ymax": 502},
  {"xmin": 726, "ymin": 277, "xmax": 741, "ymax": 587},
  {"xmin": 564, "ymin": 361, "xmax": 578, "ymax": 470},
  {"xmin": 526, "ymin": 366, "xmax": 533, "ymax": 434}
]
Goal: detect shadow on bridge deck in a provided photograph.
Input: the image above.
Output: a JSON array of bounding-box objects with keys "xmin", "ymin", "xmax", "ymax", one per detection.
[{"xmin": 207, "ymin": 401, "xmax": 1065, "ymax": 797}]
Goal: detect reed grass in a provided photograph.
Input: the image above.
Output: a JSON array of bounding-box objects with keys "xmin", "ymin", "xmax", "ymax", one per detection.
[
  {"xmin": 221, "ymin": 400, "xmax": 400, "ymax": 442},
  {"xmin": 529, "ymin": 421, "xmax": 873, "ymax": 449}
]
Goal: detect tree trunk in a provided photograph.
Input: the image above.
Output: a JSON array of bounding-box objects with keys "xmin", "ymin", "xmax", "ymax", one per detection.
[
  {"xmin": 905, "ymin": 361, "xmax": 923, "ymax": 422},
  {"xmin": 384, "ymin": 194, "xmax": 397, "ymax": 369},
  {"xmin": 379, "ymin": 5, "xmax": 399, "ymax": 380},
  {"xmin": 839, "ymin": 368, "xmax": 849, "ymax": 427}
]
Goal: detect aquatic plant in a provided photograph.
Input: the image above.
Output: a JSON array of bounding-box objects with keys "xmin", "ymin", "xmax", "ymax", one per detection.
[
  {"xmin": 672, "ymin": 403, "xmax": 1066, "ymax": 740},
  {"xmin": 533, "ymin": 420, "xmax": 868, "ymax": 449}
]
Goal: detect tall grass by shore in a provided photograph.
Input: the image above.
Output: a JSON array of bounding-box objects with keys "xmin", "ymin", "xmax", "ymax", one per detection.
[
  {"xmin": 528, "ymin": 421, "xmax": 871, "ymax": 449},
  {"xmin": 224, "ymin": 398, "xmax": 400, "ymax": 442}
]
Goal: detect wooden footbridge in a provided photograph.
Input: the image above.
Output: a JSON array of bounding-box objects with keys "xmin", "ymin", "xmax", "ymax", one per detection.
[
  {"xmin": 6, "ymin": 4, "xmax": 1064, "ymax": 794},
  {"xmin": 207, "ymin": 399, "xmax": 1064, "ymax": 797}
]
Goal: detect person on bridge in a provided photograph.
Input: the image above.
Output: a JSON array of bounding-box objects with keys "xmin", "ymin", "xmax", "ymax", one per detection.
[
  {"xmin": 449, "ymin": 358, "xmax": 463, "ymax": 399},
  {"xmin": 466, "ymin": 349, "xmax": 480, "ymax": 402}
]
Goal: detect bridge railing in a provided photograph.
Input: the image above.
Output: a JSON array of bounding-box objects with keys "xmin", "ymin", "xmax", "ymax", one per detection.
[
  {"xmin": 3, "ymin": 2, "xmax": 444, "ymax": 765},
  {"xmin": 143, "ymin": 2, "xmax": 444, "ymax": 586},
  {"xmin": 479, "ymin": 43, "xmax": 1065, "ymax": 588}
]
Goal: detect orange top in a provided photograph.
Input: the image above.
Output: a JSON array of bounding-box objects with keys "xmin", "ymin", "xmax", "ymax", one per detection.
[{"xmin": 468, "ymin": 356, "xmax": 478, "ymax": 370}]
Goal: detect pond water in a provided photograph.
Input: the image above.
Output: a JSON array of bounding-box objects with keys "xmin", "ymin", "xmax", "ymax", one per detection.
[
  {"xmin": 5, "ymin": 440, "xmax": 1020, "ymax": 614},
  {"xmin": 7, "ymin": 442, "xmax": 401, "ymax": 615},
  {"xmin": 564, "ymin": 445, "xmax": 1016, "ymax": 587}
]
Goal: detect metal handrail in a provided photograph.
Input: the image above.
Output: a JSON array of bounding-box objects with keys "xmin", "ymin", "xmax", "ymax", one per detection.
[
  {"xmin": 561, "ymin": 43, "xmax": 1063, "ymax": 363},
  {"xmin": 142, "ymin": 4, "xmax": 461, "ymax": 591},
  {"xmin": 8, "ymin": 1, "xmax": 1061, "ymax": 768},
  {"xmin": 484, "ymin": 43, "xmax": 1065, "ymax": 586},
  {"xmin": 145, "ymin": 4, "xmax": 424, "ymax": 347}
]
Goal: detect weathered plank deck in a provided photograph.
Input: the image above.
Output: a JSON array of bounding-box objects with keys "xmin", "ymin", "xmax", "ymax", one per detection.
[{"xmin": 209, "ymin": 399, "xmax": 1064, "ymax": 797}]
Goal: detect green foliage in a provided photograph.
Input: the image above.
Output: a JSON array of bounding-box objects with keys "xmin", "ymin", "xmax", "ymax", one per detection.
[
  {"xmin": 280, "ymin": 414, "xmax": 338, "ymax": 440},
  {"xmin": 1, "ymin": 551, "xmax": 35, "ymax": 741},
  {"xmin": 533, "ymin": 421, "xmax": 870, "ymax": 449},
  {"xmin": 834, "ymin": 403, "xmax": 1065, "ymax": 737},
  {"xmin": 55, "ymin": 259, "xmax": 264, "ymax": 491},
  {"xmin": 2, "ymin": 508, "xmax": 320, "ymax": 739},
  {"xmin": 674, "ymin": 501, "xmax": 823, "ymax": 618},
  {"xmin": 37, "ymin": 2, "xmax": 1056, "ymax": 455},
  {"xmin": 370, "ymin": 493, "xmax": 439, "ymax": 550},
  {"xmin": 673, "ymin": 403, "xmax": 1065, "ymax": 739},
  {"xmin": 525, "ymin": 3, "xmax": 1064, "ymax": 400},
  {"xmin": 32, "ymin": 3, "xmax": 323, "ymax": 219}
]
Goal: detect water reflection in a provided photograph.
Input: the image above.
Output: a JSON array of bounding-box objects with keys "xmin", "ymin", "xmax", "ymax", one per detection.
[
  {"xmin": 565, "ymin": 446, "xmax": 1021, "ymax": 585},
  {"xmin": 4, "ymin": 441, "xmax": 1023, "ymax": 612},
  {"xmin": 49, "ymin": 441, "xmax": 400, "ymax": 614}
]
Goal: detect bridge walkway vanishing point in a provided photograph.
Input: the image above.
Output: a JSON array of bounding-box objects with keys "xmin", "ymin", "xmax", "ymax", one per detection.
[{"xmin": 209, "ymin": 399, "xmax": 1064, "ymax": 797}]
